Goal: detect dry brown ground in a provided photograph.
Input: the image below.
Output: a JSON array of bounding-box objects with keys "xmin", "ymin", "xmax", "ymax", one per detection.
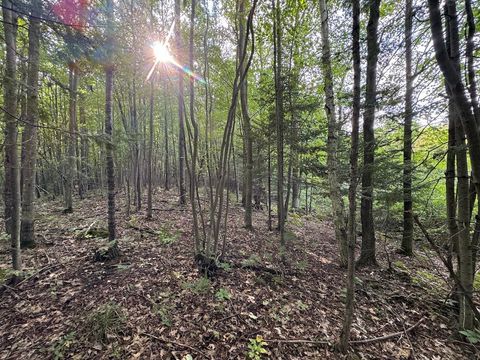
[{"xmin": 0, "ymin": 189, "xmax": 477, "ymax": 359}]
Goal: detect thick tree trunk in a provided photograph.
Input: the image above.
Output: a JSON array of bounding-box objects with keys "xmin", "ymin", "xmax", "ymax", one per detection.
[
  {"xmin": 358, "ymin": 0, "xmax": 381, "ymax": 267},
  {"xmin": 401, "ymin": 0, "xmax": 414, "ymax": 255},
  {"xmin": 20, "ymin": 1, "xmax": 41, "ymax": 249},
  {"xmin": 339, "ymin": 0, "xmax": 361, "ymax": 351},
  {"xmin": 3, "ymin": 0, "xmax": 21, "ymax": 270},
  {"xmin": 319, "ymin": 0, "xmax": 348, "ymax": 268}
]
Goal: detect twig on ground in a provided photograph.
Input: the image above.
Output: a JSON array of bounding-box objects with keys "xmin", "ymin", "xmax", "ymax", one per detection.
[
  {"xmin": 266, "ymin": 317, "xmax": 425, "ymax": 347},
  {"xmin": 141, "ymin": 332, "xmax": 211, "ymax": 359},
  {"xmin": 349, "ymin": 317, "xmax": 424, "ymax": 345}
]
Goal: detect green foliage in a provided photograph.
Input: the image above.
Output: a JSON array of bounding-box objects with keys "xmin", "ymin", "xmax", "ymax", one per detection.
[
  {"xmin": 473, "ymin": 272, "xmax": 480, "ymax": 291},
  {"xmin": 156, "ymin": 227, "xmax": 178, "ymax": 245},
  {"xmin": 84, "ymin": 303, "xmax": 126, "ymax": 344},
  {"xmin": 50, "ymin": 332, "xmax": 76, "ymax": 360},
  {"xmin": 242, "ymin": 255, "xmax": 261, "ymax": 267},
  {"xmin": 247, "ymin": 335, "xmax": 270, "ymax": 360},
  {"xmin": 217, "ymin": 262, "xmax": 232, "ymax": 271},
  {"xmin": 215, "ymin": 288, "xmax": 231, "ymax": 302},
  {"xmin": 183, "ymin": 277, "xmax": 211, "ymax": 294},
  {"xmin": 459, "ymin": 329, "xmax": 480, "ymax": 344},
  {"xmin": 152, "ymin": 303, "xmax": 173, "ymax": 327},
  {"xmin": 295, "ymin": 260, "xmax": 308, "ymax": 271}
]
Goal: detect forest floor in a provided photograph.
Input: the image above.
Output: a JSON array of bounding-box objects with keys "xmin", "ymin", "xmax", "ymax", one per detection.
[{"xmin": 0, "ymin": 189, "xmax": 478, "ymax": 359}]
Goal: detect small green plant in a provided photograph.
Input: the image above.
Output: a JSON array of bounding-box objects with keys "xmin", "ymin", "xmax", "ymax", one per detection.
[
  {"xmin": 247, "ymin": 335, "xmax": 270, "ymax": 359},
  {"xmin": 85, "ymin": 303, "xmax": 126, "ymax": 344},
  {"xmin": 156, "ymin": 227, "xmax": 178, "ymax": 245},
  {"xmin": 183, "ymin": 277, "xmax": 211, "ymax": 294},
  {"xmin": 459, "ymin": 329, "xmax": 480, "ymax": 344},
  {"xmin": 152, "ymin": 303, "xmax": 173, "ymax": 326},
  {"xmin": 394, "ymin": 260, "xmax": 408, "ymax": 271},
  {"xmin": 242, "ymin": 255, "xmax": 261, "ymax": 267},
  {"xmin": 295, "ymin": 260, "xmax": 308, "ymax": 271},
  {"xmin": 51, "ymin": 331, "xmax": 76, "ymax": 360},
  {"xmin": 217, "ymin": 262, "xmax": 232, "ymax": 271},
  {"xmin": 215, "ymin": 288, "xmax": 231, "ymax": 301}
]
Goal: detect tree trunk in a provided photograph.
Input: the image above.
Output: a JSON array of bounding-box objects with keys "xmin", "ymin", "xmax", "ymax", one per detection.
[
  {"xmin": 428, "ymin": 0, "xmax": 480, "ymax": 331},
  {"xmin": 358, "ymin": 0, "xmax": 381, "ymax": 267},
  {"xmin": 319, "ymin": 0, "xmax": 348, "ymax": 268},
  {"xmin": 164, "ymin": 81, "xmax": 170, "ymax": 190},
  {"xmin": 147, "ymin": 81, "xmax": 154, "ymax": 219},
  {"xmin": 20, "ymin": 1, "xmax": 41, "ymax": 249},
  {"xmin": 401, "ymin": 0, "xmax": 414, "ymax": 255},
  {"xmin": 105, "ymin": 0, "xmax": 116, "ymax": 243},
  {"xmin": 3, "ymin": 0, "xmax": 21, "ymax": 270},
  {"xmin": 176, "ymin": 0, "xmax": 187, "ymax": 205},
  {"xmin": 339, "ymin": 0, "xmax": 361, "ymax": 351},
  {"xmin": 238, "ymin": 0, "xmax": 253, "ymax": 230},
  {"xmin": 273, "ymin": 0, "xmax": 285, "ymax": 252},
  {"xmin": 64, "ymin": 63, "xmax": 78, "ymax": 213}
]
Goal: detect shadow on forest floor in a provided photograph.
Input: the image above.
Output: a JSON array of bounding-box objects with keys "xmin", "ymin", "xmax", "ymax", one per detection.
[{"xmin": 0, "ymin": 189, "xmax": 477, "ymax": 359}]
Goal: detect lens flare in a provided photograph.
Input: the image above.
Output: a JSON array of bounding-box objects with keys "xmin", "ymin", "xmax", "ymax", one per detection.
[{"xmin": 152, "ymin": 41, "xmax": 173, "ymax": 63}]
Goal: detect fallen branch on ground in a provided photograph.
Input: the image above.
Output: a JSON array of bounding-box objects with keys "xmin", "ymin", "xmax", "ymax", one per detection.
[
  {"xmin": 266, "ymin": 317, "xmax": 425, "ymax": 346},
  {"xmin": 141, "ymin": 332, "xmax": 211, "ymax": 359}
]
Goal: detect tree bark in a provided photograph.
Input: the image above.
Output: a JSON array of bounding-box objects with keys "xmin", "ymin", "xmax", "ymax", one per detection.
[
  {"xmin": 401, "ymin": 0, "xmax": 414, "ymax": 255},
  {"xmin": 273, "ymin": 0, "xmax": 285, "ymax": 252},
  {"xmin": 238, "ymin": 0, "xmax": 253, "ymax": 230},
  {"xmin": 176, "ymin": 0, "xmax": 187, "ymax": 205},
  {"xmin": 147, "ymin": 81, "xmax": 154, "ymax": 219},
  {"xmin": 105, "ymin": 0, "xmax": 116, "ymax": 242},
  {"xmin": 319, "ymin": 0, "xmax": 348, "ymax": 268},
  {"xmin": 358, "ymin": 0, "xmax": 381, "ymax": 267},
  {"xmin": 339, "ymin": 0, "xmax": 361, "ymax": 351},
  {"xmin": 428, "ymin": 0, "xmax": 480, "ymax": 331},
  {"xmin": 20, "ymin": 0, "xmax": 41, "ymax": 249},
  {"xmin": 64, "ymin": 63, "xmax": 78, "ymax": 213},
  {"xmin": 3, "ymin": 0, "xmax": 21, "ymax": 270}
]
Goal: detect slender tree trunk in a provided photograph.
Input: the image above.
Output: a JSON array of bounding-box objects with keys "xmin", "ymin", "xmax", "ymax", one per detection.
[
  {"xmin": 164, "ymin": 81, "xmax": 170, "ymax": 190},
  {"xmin": 273, "ymin": 0, "xmax": 285, "ymax": 252},
  {"xmin": 20, "ymin": 1, "xmax": 41, "ymax": 249},
  {"xmin": 428, "ymin": 0, "xmax": 480, "ymax": 331},
  {"xmin": 445, "ymin": 0, "xmax": 474, "ymax": 331},
  {"xmin": 339, "ymin": 0, "xmax": 361, "ymax": 351},
  {"xmin": 401, "ymin": 0, "xmax": 414, "ymax": 255},
  {"xmin": 188, "ymin": 0, "xmax": 201, "ymax": 251},
  {"xmin": 465, "ymin": 0, "xmax": 480, "ymax": 126},
  {"xmin": 176, "ymin": 0, "xmax": 187, "ymax": 205},
  {"xmin": 3, "ymin": 0, "xmax": 21, "ymax": 270},
  {"xmin": 65, "ymin": 63, "xmax": 78, "ymax": 213},
  {"xmin": 238, "ymin": 0, "xmax": 253, "ymax": 230},
  {"xmin": 319, "ymin": 0, "xmax": 348, "ymax": 267},
  {"xmin": 268, "ymin": 142, "xmax": 272, "ymax": 231},
  {"xmin": 147, "ymin": 81, "xmax": 154, "ymax": 219},
  {"xmin": 105, "ymin": 0, "xmax": 116, "ymax": 243},
  {"xmin": 358, "ymin": 0, "xmax": 381, "ymax": 267}
]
